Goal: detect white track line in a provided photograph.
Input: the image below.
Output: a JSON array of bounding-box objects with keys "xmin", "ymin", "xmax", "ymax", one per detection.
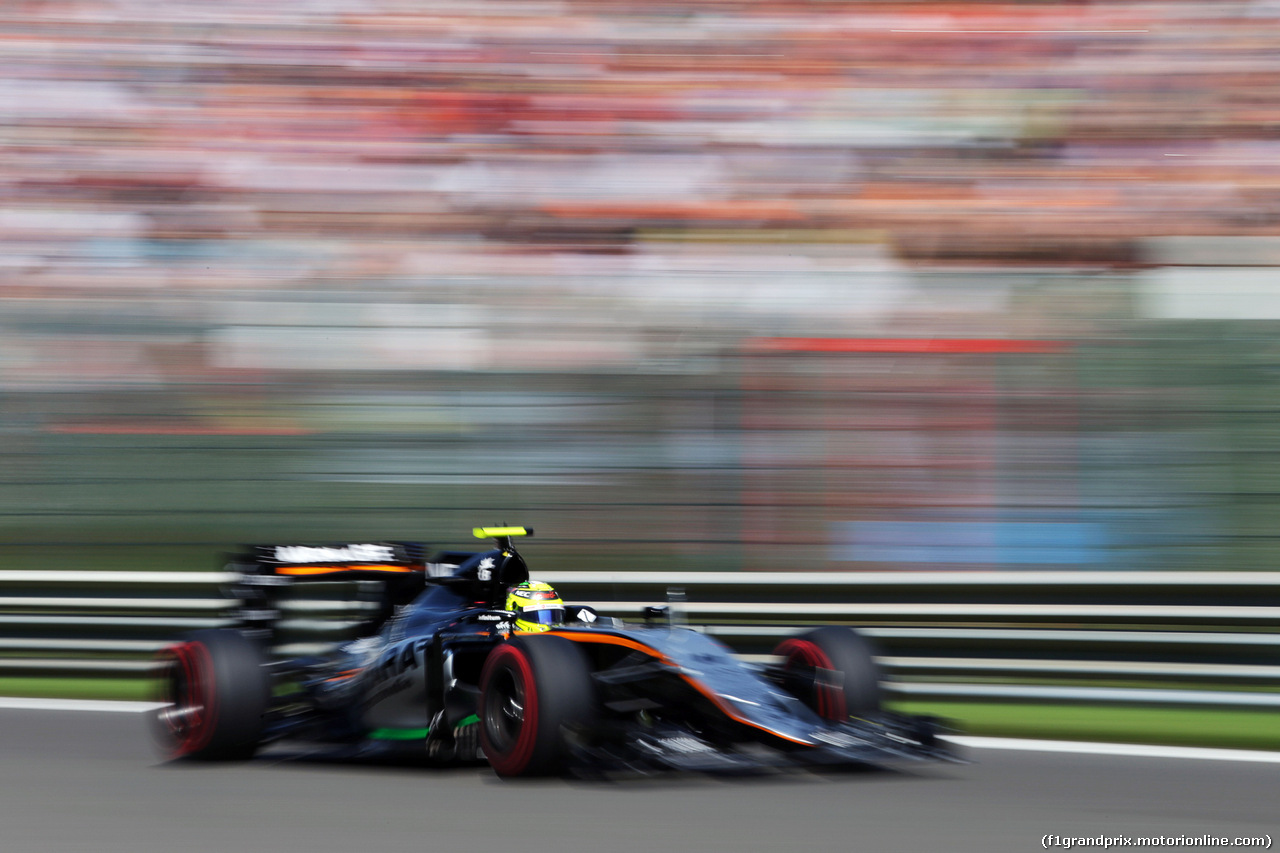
[
  {"xmin": 0, "ymin": 697, "xmax": 163, "ymax": 713},
  {"xmin": 946, "ymin": 735, "xmax": 1280, "ymax": 764}
]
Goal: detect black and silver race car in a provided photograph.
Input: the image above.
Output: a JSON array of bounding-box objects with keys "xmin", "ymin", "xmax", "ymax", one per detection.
[{"xmin": 152, "ymin": 527, "xmax": 955, "ymax": 776}]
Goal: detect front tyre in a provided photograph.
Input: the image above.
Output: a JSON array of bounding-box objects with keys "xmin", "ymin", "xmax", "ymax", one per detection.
[
  {"xmin": 152, "ymin": 629, "xmax": 270, "ymax": 761},
  {"xmin": 774, "ymin": 626, "xmax": 882, "ymax": 720},
  {"xmin": 478, "ymin": 635, "xmax": 595, "ymax": 777}
]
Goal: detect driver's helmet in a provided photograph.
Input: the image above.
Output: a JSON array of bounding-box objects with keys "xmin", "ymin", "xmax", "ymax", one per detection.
[{"xmin": 504, "ymin": 580, "xmax": 565, "ymax": 633}]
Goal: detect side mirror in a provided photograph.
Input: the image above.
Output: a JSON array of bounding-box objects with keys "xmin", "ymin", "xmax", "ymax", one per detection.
[
  {"xmin": 643, "ymin": 605, "xmax": 671, "ymax": 625},
  {"xmin": 564, "ymin": 605, "xmax": 599, "ymax": 624}
]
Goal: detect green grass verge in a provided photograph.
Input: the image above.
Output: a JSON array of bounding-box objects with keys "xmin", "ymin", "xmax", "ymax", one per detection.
[
  {"xmin": 890, "ymin": 700, "xmax": 1280, "ymax": 752},
  {"xmin": 0, "ymin": 678, "xmax": 155, "ymax": 702}
]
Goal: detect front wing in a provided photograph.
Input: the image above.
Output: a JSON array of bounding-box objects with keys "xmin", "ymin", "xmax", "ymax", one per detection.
[{"xmin": 568, "ymin": 712, "xmax": 960, "ymax": 775}]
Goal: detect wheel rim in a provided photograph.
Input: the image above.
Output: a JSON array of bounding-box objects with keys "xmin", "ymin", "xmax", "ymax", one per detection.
[
  {"xmin": 158, "ymin": 642, "xmax": 211, "ymax": 756},
  {"xmin": 776, "ymin": 638, "xmax": 846, "ymax": 721},
  {"xmin": 484, "ymin": 665, "xmax": 526, "ymax": 753},
  {"xmin": 480, "ymin": 644, "xmax": 542, "ymax": 775}
]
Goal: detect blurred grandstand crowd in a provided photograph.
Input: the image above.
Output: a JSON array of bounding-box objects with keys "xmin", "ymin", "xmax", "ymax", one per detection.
[
  {"xmin": 3, "ymin": 1, "xmax": 1278, "ymax": 569},
  {"xmin": 4, "ymin": 0, "xmax": 1280, "ymax": 382}
]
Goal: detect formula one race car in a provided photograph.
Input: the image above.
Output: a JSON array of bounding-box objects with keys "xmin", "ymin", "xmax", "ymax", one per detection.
[{"xmin": 152, "ymin": 527, "xmax": 954, "ymax": 776}]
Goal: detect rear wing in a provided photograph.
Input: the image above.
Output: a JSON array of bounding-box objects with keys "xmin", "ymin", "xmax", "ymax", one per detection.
[
  {"xmin": 227, "ymin": 542, "xmax": 430, "ymax": 642},
  {"xmin": 224, "ymin": 528, "xmax": 536, "ymax": 642},
  {"xmin": 243, "ymin": 542, "xmax": 427, "ymax": 578}
]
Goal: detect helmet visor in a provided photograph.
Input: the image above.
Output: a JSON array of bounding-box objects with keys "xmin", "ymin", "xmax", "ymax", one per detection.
[{"xmin": 519, "ymin": 606, "xmax": 564, "ymax": 626}]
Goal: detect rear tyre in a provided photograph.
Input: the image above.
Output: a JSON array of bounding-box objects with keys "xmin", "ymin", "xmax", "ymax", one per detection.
[
  {"xmin": 774, "ymin": 626, "xmax": 882, "ymax": 720},
  {"xmin": 152, "ymin": 629, "xmax": 270, "ymax": 761},
  {"xmin": 478, "ymin": 635, "xmax": 596, "ymax": 777}
]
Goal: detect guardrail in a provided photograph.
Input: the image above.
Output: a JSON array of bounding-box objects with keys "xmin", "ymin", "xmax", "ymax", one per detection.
[{"xmin": 3, "ymin": 569, "xmax": 1280, "ymax": 707}]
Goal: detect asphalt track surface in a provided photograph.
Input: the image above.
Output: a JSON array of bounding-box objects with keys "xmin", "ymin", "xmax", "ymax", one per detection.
[{"xmin": 1, "ymin": 707, "xmax": 1275, "ymax": 853}]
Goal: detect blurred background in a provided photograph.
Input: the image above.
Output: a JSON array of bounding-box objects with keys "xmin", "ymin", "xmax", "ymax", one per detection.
[
  {"xmin": 7, "ymin": 0, "xmax": 1279, "ymax": 575},
  {"xmin": 6, "ymin": 1, "xmax": 1280, "ymax": 744}
]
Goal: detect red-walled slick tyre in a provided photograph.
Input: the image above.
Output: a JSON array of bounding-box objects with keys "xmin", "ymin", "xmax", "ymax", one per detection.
[
  {"xmin": 774, "ymin": 626, "xmax": 882, "ymax": 721},
  {"xmin": 478, "ymin": 635, "xmax": 596, "ymax": 777},
  {"xmin": 152, "ymin": 629, "xmax": 270, "ymax": 761}
]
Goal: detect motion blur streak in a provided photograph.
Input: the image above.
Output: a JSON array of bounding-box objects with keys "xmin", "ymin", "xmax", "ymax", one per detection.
[{"xmin": 2, "ymin": 0, "xmax": 1279, "ymax": 582}]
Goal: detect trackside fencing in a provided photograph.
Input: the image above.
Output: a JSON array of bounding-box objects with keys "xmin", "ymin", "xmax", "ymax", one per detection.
[{"xmin": 3, "ymin": 569, "xmax": 1280, "ymax": 708}]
